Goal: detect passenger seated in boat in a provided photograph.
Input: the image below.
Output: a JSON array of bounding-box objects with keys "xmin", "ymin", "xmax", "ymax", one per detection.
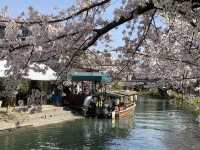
[
  {"xmin": 96, "ymin": 96, "xmax": 103, "ymax": 108},
  {"xmin": 83, "ymin": 94, "xmax": 93, "ymax": 107},
  {"xmin": 118, "ymin": 102, "xmax": 125, "ymax": 111},
  {"xmin": 87, "ymin": 100, "xmax": 96, "ymax": 116},
  {"xmin": 95, "ymin": 96, "xmax": 104, "ymax": 116},
  {"xmin": 117, "ymin": 97, "xmax": 125, "ymax": 111}
]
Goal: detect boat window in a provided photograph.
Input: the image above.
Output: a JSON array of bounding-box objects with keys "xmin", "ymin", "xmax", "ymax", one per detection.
[{"xmin": 124, "ymin": 96, "xmax": 129, "ymax": 103}]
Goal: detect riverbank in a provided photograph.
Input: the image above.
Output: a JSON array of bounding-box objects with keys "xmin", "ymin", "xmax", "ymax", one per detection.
[
  {"xmin": 169, "ymin": 92, "xmax": 200, "ymax": 116},
  {"xmin": 139, "ymin": 90, "xmax": 169, "ymax": 99},
  {"xmin": 140, "ymin": 90, "xmax": 200, "ymax": 119},
  {"xmin": 0, "ymin": 105, "xmax": 82, "ymax": 131}
]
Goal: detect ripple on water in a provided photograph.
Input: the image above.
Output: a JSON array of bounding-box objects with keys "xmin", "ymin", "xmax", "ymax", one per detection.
[{"xmin": 0, "ymin": 97, "xmax": 200, "ymax": 150}]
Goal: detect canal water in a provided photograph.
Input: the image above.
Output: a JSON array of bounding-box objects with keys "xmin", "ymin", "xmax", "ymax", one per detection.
[{"xmin": 0, "ymin": 97, "xmax": 200, "ymax": 150}]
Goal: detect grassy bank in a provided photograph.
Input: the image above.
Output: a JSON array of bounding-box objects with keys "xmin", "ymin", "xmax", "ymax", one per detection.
[
  {"xmin": 169, "ymin": 91, "xmax": 200, "ymax": 115},
  {"xmin": 140, "ymin": 89, "xmax": 200, "ymax": 116},
  {"xmin": 139, "ymin": 90, "xmax": 169, "ymax": 99}
]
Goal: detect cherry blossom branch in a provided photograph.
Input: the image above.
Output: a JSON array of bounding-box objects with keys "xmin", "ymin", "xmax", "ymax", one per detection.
[
  {"xmin": 57, "ymin": 2, "xmax": 156, "ymax": 76},
  {"xmin": 8, "ymin": 31, "xmax": 79, "ymax": 53},
  {"xmin": 115, "ymin": 8, "xmax": 157, "ymax": 76},
  {"xmin": 135, "ymin": 52, "xmax": 199, "ymax": 67},
  {"xmin": 23, "ymin": 45, "xmax": 35, "ymax": 69},
  {"xmin": 0, "ymin": 0, "xmax": 111, "ymax": 25}
]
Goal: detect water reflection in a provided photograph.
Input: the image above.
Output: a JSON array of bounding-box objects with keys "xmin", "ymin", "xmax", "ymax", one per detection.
[
  {"xmin": 135, "ymin": 97, "xmax": 200, "ymax": 150},
  {"xmin": 0, "ymin": 117, "xmax": 134, "ymax": 150},
  {"xmin": 0, "ymin": 97, "xmax": 200, "ymax": 150}
]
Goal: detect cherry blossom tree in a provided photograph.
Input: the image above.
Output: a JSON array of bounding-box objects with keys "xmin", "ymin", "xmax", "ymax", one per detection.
[{"xmin": 0, "ymin": 0, "xmax": 199, "ymax": 90}]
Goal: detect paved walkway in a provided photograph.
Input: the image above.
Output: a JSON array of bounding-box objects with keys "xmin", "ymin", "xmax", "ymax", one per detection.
[{"xmin": 0, "ymin": 105, "xmax": 82, "ymax": 131}]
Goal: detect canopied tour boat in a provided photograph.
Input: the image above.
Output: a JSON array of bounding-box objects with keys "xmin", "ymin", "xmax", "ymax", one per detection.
[{"xmin": 64, "ymin": 71, "xmax": 137, "ymax": 119}]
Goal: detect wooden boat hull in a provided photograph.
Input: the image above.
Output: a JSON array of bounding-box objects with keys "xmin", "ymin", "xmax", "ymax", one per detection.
[{"xmin": 115, "ymin": 103, "xmax": 136, "ymax": 118}]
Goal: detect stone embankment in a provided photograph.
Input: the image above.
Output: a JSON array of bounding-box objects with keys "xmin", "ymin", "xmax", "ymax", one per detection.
[{"xmin": 0, "ymin": 105, "xmax": 82, "ymax": 131}]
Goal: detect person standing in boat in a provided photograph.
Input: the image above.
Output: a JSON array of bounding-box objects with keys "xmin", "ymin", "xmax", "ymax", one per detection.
[
  {"xmin": 83, "ymin": 92, "xmax": 92, "ymax": 108},
  {"xmin": 95, "ymin": 95, "xmax": 104, "ymax": 117}
]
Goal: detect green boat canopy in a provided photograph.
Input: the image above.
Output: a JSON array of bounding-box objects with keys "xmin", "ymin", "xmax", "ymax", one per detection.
[{"xmin": 71, "ymin": 72, "xmax": 111, "ymax": 82}]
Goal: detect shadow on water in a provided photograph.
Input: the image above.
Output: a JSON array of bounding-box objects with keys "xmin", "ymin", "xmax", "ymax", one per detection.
[{"xmin": 0, "ymin": 96, "xmax": 200, "ymax": 150}]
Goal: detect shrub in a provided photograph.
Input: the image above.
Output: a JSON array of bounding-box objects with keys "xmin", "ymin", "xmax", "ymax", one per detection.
[{"xmin": 17, "ymin": 80, "xmax": 30, "ymax": 95}]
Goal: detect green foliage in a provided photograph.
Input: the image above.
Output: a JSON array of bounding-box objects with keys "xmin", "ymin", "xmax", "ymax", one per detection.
[
  {"xmin": 111, "ymin": 83, "xmax": 122, "ymax": 91},
  {"xmin": 190, "ymin": 97, "xmax": 200, "ymax": 104},
  {"xmin": 169, "ymin": 91, "xmax": 183, "ymax": 100},
  {"xmin": 175, "ymin": 99, "xmax": 200, "ymax": 115},
  {"xmin": 170, "ymin": 91, "xmax": 200, "ymax": 115},
  {"xmin": 141, "ymin": 89, "xmax": 165, "ymax": 99},
  {"xmin": 17, "ymin": 80, "xmax": 30, "ymax": 95},
  {"xmin": 149, "ymin": 90, "xmax": 160, "ymax": 97},
  {"xmin": 0, "ymin": 78, "xmax": 19, "ymax": 97}
]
